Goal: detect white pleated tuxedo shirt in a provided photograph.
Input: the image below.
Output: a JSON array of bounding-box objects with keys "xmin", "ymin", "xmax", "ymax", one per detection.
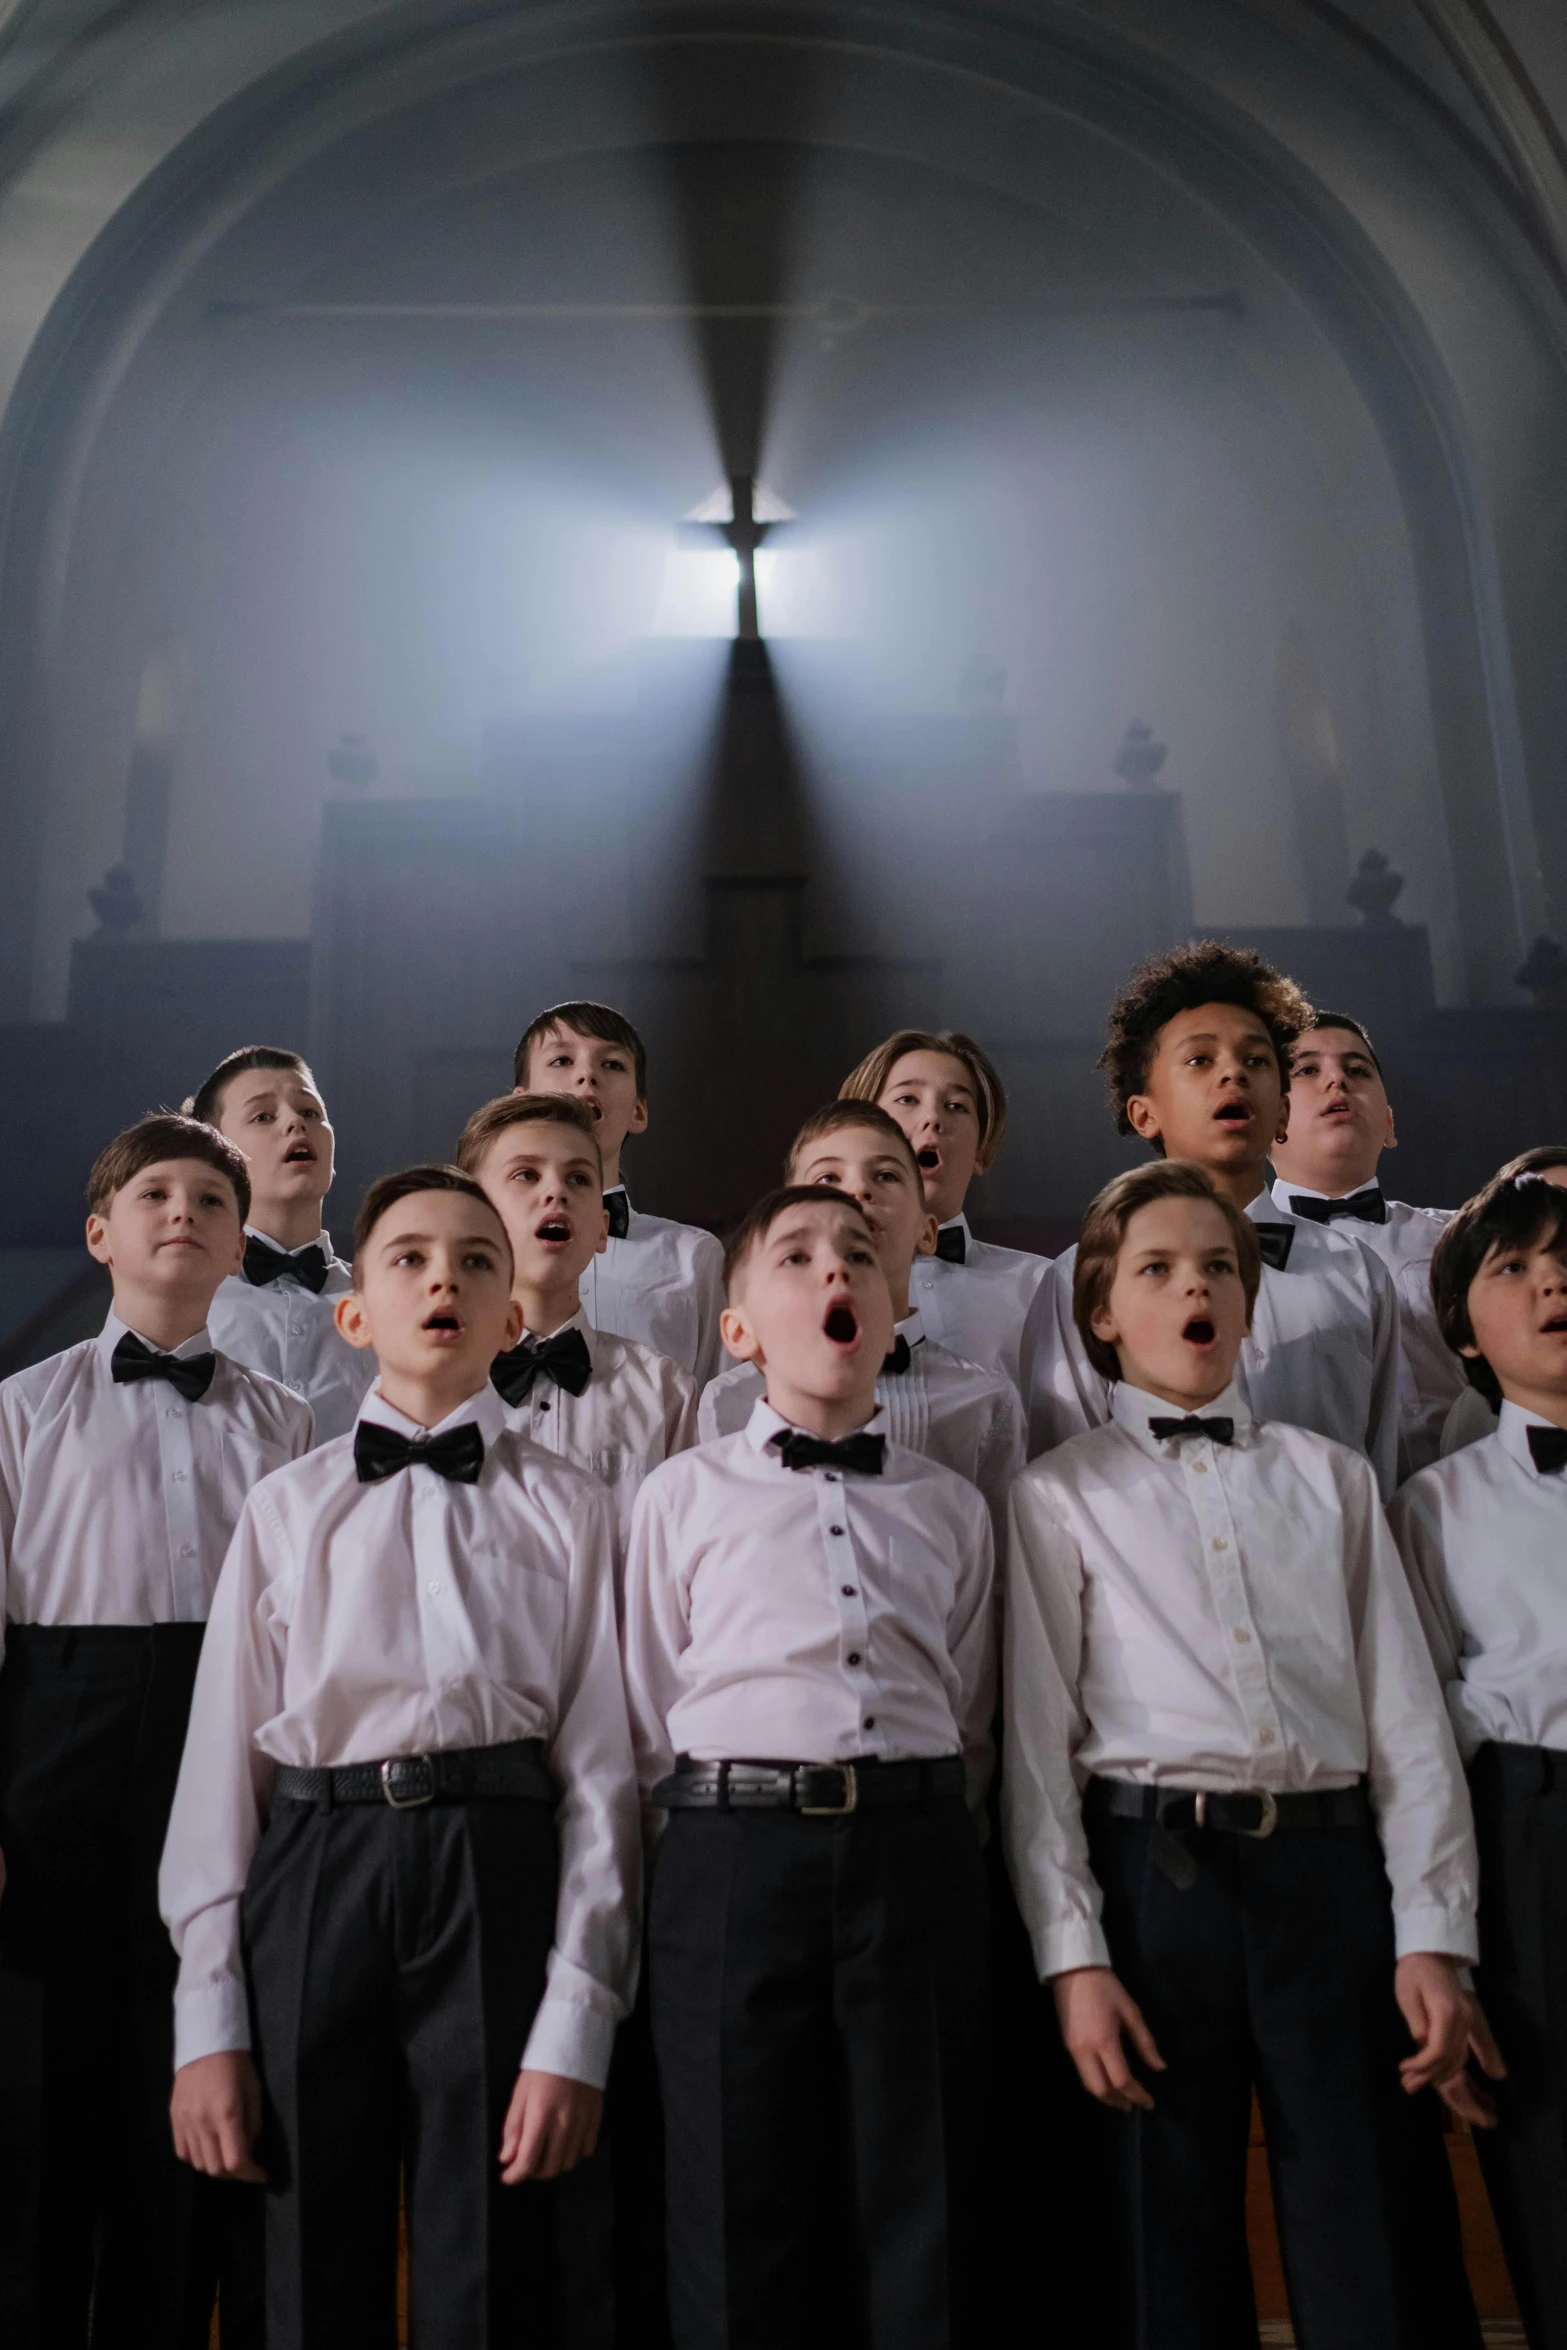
[
  {"xmin": 1003, "ymin": 1381, "xmax": 1478, "ymax": 1982},
  {"xmin": 697, "ymin": 1312, "xmax": 1025, "ymax": 1557},
  {"xmin": 1391, "ymin": 1401, "xmax": 1567, "ymax": 1758},
  {"xmin": 908, "ymin": 1217, "xmax": 1051, "ymax": 1390},
  {"xmin": 160, "ymin": 1380, "xmax": 640, "ymax": 2089},
  {"xmin": 0, "ymin": 1313, "xmax": 313, "ymax": 1661},
  {"xmin": 579, "ymin": 1192, "xmax": 725, "ymax": 1385},
  {"xmin": 497, "ymin": 1308, "xmax": 699, "ymax": 1547},
  {"xmin": 208, "ymin": 1227, "xmax": 378, "ymax": 1444},
  {"xmin": 1019, "ymin": 1193, "xmax": 1402, "ymax": 1498},
  {"xmin": 1271, "ymin": 1182, "xmax": 1460, "ymax": 1480},
  {"xmin": 622, "ymin": 1399, "xmax": 996, "ymax": 1814}
]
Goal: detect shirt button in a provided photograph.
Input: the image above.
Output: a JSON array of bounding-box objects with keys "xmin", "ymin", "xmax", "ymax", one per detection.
[
  {"xmin": 864, "ymin": 1716, "xmax": 876, "ymax": 1730},
  {"xmin": 1192, "ymin": 1461, "xmax": 1208, "ymax": 1475},
  {"xmin": 428, "ymin": 1581, "xmax": 442, "ymax": 1597},
  {"xmin": 1212, "ymin": 1537, "xmax": 1228, "ymax": 1552},
  {"xmin": 1233, "ymin": 1628, "xmax": 1251, "ymax": 1644},
  {"xmin": 171, "ymin": 1469, "xmax": 187, "ymax": 1483},
  {"xmin": 841, "ymin": 1585, "xmax": 856, "ymax": 1598},
  {"xmin": 538, "ymin": 1399, "xmax": 550, "ymax": 1413},
  {"xmin": 847, "ymin": 1651, "xmax": 862, "ymax": 1666},
  {"xmin": 1259, "ymin": 1728, "xmax": 1277, "ymax": 1748},
  {"xmin": 825, "ymin": 1473, "xmax": 840, "ymax": 1484},
  {"xmin": 829, "ymin": 1524, "xmax": 845, "ymax": 1537},
  {"xmin": 180, "ymin": 1544, "xmax": 196, "ymax": 1558},
  {"xmin": 165, "ymin": 1408, "xmax": 179, "ymax": 1421}
]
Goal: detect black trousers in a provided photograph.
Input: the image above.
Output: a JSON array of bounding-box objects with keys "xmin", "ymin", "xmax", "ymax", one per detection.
[
  {"xmin": 1086, "ymin": 1807, "xmax": 1482, "ymax": 2350},
  {"xmin": 244, "ymin": 1789, "xmax": 562, "ymax": 2350},
  {"xmin": 0, "ymin": 1623, "xmax": 256, "ymax": 2350},
  {"xmin": 648, "ymin": 1796, "xmax": 989, "ymax": 2350},
  {"xmin": 1469, "ymin": 1743, "xmax": 1567, "ymax": 2350}
]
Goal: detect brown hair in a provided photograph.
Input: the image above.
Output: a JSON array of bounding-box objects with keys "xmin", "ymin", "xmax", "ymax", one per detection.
[
  {"xmin": 785, "ymin": 1100, "xmax": 923, "ymax": 1190},
  {"xmin": 187, "ymin": 1046, "xmax": 317, "ymax": 1129},
  {"xmin": 352, "ymin": 1164, "xmax": 511, "ymax": 1272},
  {"xmin": 1495, "ymin": 1144, "xmax": 1567, "ymax": 1183},
  {"xmin": 1295, "ymin": 1010, "xmax": 1381, "ymax": 1076},
  {"xmin": 1100, "ymin": 941, "xmax": 1313, "ymax": 1140},
  {"xmin": 1430, "ymin": 1168, "xmax": 1567, "ymax": 1407},
  {"xmin": 512, "ymin": 1001, "xmax": 647, "ymax": 1097},
  {"xmin": 86, "ymin": 1113, "xmax": 251, "ymax": 1222},
  {"xmin": 456, "ymin": 1092, "xmax": 604, "ymax": 1181},
  {"xmin": 838, "ymin": 1029, "xmax": 1009, "ymax": 1165},
  {"xmin": 1073, "ymin": 1160, "xmax": 1263, "ymax": 1382},
  {"xmin": 722, "ymin": 1184, "xmax": 874, "ymax": 1295}
]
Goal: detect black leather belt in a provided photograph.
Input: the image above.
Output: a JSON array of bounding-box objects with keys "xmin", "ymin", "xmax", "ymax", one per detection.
[
  {"xmin": 654, "ymin": 1754, "xmax": 965, "ymax": 1816},
  {"xmin": 1470, "ymin": 1740, "xmax": 1567, "ymax": 1798},
  {"xmin": 274, "ymin": 1738, "xmax": 555, "ymax": 1811},
  {"xmin": 1087, "ymin": 1776, "xmax": 1371, "ymax": 1839}
]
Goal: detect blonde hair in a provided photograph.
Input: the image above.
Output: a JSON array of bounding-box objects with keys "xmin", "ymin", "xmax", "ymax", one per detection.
[
  {"xmin": 1073, "ymin": 1161, "xmax": 1262, "ymax": 1382},
  {"xmin": 838, "ymin": 1030, "xmax": 1008, "ymax": 1166}
]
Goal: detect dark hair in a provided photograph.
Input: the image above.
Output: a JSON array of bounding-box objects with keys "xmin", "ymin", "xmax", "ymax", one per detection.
[
  {"xmin": 722, "ymin": 1184, "xmax": 874, "ymax": 1294},
  {"xmin": 1073, "ymin": 1160, "xmax": 1263, "ymax": 1383},
  {"xmin": 512, "ymin": 1002, "xmax": 647, "ymax": 1097},
  {"xmin": 86, "ymin": 1113, "xmax": 251, "ymax": 1222},
  {"xmin": 785, "ymin": 1100, "xmax": 923, "ymax": 1190},
  {"xmin": 838, "ymin": 1028, "xmax": 1009, "ymax": 1164},
  {"xmin": 1496, "ymin": 1144, "xmax": 1567, "ymax": 1182},
  {"xmin": 352, "ymin": 1164, "xmax": 511, "ymax": 1272},
  {"xmin": 456, "ymin": 1092, "xmax": 604, "ymax": 1181},
  {"xmin": 1295, "ymin": 1011, "xmax": 1381, "ymax": 1076},
  {"xmin": 187, "ymin": 1046, "xmax": 317, "ymax": 1129},
  {"xmin": 1430, "ymin": 1169, "xmax": 1567, "ymax": 1406},
  {"xmin": 1100, "ymin": 941, "xmax": 1313, "ymax": 1140}
]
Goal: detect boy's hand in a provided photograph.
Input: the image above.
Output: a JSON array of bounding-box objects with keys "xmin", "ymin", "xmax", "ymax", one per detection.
[
  {"xmin": 170, "ymin": 2051, "xmax": 268, "ymax": 2182},
  {"xmin": 1053, "ymin": 1966, "xmax": 1166, "ymax": 2111},
  {"xmin": 499, "ymin": 2070, "xmax": 603, "ymax": 2184},
  {"xmin": 1395, "ymin": 1954, "xmax": 1507, "ymax": 2119}
]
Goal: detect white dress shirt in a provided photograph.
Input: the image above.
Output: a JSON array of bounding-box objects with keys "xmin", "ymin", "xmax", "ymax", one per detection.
[
  {"xmin": 208, "ymin": 1228, "xmax": 377, "ymax": 1444},
  {"xmin": 580, "ymin": 1193, "xmax": 725, "ymax": 1386},
  {"xmin": 909, "ymin": 1216, "xmax": 1051, "ymax": 1390},
  {"xmin": 0, "ymin": 1313, "xmax": 313, "ymax": 1663},
  {"xmin": 1002, "ymin": 1381, "xmax": 1478, "ymax": 1982},
  {"xmin": 622, "ymin": 1399, "xmax": 996, "ymax": 1813},
  {"xmin": 1440, "ymin": 1386, "xmax": 1499, "ymax": 1457},
  {"xmin": 498, "ymin": 1308, "xmax": 699, "ymax": 1548},
  {"xmin": 160, "ymin": 1380, "xmax": 640, "ymax": 2088},
  {"xmin": 1272, "ymin": 1182, "xmax": 1460, "ymax": 1480},
  {"xmin": 1391, "ymin": 1401, "xmax": 1567, "ymax": 1758},
  {"xmin": 1020, "ymin": 1193, "xmax": 1402, "ymax": 1498},
  {"xmin": 698, "ymin": 1313, "xmax": 1025, "ymax": 1557}
]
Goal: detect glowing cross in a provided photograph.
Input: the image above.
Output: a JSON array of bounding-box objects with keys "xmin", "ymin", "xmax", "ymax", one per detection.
[{"xmin": 680, "ymin": 477, "xmax": 795, "ymax": 640}]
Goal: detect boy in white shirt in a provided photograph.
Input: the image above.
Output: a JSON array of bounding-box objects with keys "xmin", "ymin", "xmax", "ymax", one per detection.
[
  {"xmin": 515, "ymin": 1000, "xmax": 724, "ymax": 1382},
  {"xmin": 161, "ymin": 1165, "xmax": 639, "ymax": 2350},
  {"xmin": 458, "ymin": 1091, "xmax": 697, "ymax": 1550},
  {"xmin": 1005, "ymin": 1158, "xmax": 1496, "ymax": 2350},
  {"xmin": 193, "ymin": 1045, "xmax": 377, "ymax": 1442},
  {"xmin": 1438, "ymin": 1147, "xmax": 1567, "ymax": 1457},
  {"xmin": 838, "ymin": 1027, "xmax": 1049, "ymax": 1387},
  {"xmin": 1269, "ymin": 1012, "xmax": 1459, "ymax": 1477},
  {"xmin": 1392, "ymin": 1169, "xmax": 1567, "ymax": 2346},
  {"xmin": 623, "ymin": 1184, "xmax": 995, "ymax": 2350},
  {"xmin": 0, "ymin": 1114, "xmax": 311, "ymax": 2349},
  {"xmin": 1019, "ymin": 941, "xmax": 1402, "ymax": 1496},
  {"xmin": 699, "ymin": 1102, "xmax": 1024, "ymax": 1555}
]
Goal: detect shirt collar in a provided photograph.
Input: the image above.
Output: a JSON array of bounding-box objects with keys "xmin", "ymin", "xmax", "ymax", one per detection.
[
  {"xmin": 1246, "ymin": 1190, "xmax": 1294, "ymax": 1226},
  {"xmin": 1497, "ymin": 1398, "xmax": 1567, "ymax": 1478},
  {"xmin": 744, "ymin": 1396, "xmax": 891, "ymax": 1456},
  {"xmin": 521, "ymin": 1302, "xmax": 591, "ymax": 1344},
  {"xmin": 1269, "ymin": 1179, "xmax": 1379, "ymax": 1210},
  {"xmin": 1111, "ymin": 1378, "xmax": 1252, "ymax": 1458},
  {"xmin": 357, "ymin": 1378, "xmax": 506, "ymax": 1446},
  {"xmin": 895, "ymin": 1309, "xmax": 927, "ymax": 1349},
  {"xmin": 98, "ymin": 1310, "xmax": 213, "ymax": 1363},
  {"xmin": 243, "ymin": 1224, "xmax": 334, "ymax": 1259},
  {"xmin": 939, "ymin": 1214, "xmax": 971, "ymax": 1243}
]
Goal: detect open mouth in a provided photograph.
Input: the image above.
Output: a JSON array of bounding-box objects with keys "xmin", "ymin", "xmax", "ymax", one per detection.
[
  {"xmin": 823, "ymin": 1301, "xmax": 860, "ymax": 1346},
  {"xmin": 283, "ymin": 1143, "xmax": 316, "ymax": 1164},
  {"xmin": 1542, "ymin": 1313, "xmax": 1567, "ymax": 1335},
  {"xmin": 916, "ymin": 1147, "xmax": 941, "ymax": 1171},
  {"xmin": 1182, "ymin": 1316, "xmax": 1216, "ymax": 1346},
  {"xmin": 422, "ymin": 1311, "xmax": 462, "ymax": 1335},
  {"xmin": 536, "ymin": 1219, "xmax": 571, "ymax": 1244},
  {"xmin": 1213, "ymin": 1102, "xmax": 1251, "ymax": 1126}
]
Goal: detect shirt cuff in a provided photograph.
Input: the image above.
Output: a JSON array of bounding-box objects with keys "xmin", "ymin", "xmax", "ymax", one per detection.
[
  {"xmin": 173, "ymin": 1973, "xmax": 252, "ymax": 2071},
  {"xmin": 1038, "ymin": 1916, "xmax": 1113, "ymax": 1982},
  {"xmin": 520, "ymin": 1989, "xmax": 618, "ymax": 2090},
  {"xmin": 1392, "ymin": 1903, "xmax": 1479, "ymax": 1966}
]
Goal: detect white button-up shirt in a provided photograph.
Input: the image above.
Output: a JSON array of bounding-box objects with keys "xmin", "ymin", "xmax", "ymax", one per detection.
[
  {"xmin": 1003, "ymin": 1381, "xmax": 1477, "ymax": 1981},
  {"xmin": 0, "ymin": 1313, "xmax": 313, "ymax": 1662},
  {"xmin": 1019, "ymin": 1194, "xmax": 1402, "ymax": 1497},
  {"xmin": 622, "ymin": 1399, "xmax": 996, "ymax": 1814},
  {"xmin": 498, "ymin": 1308, "xmax": 699, "ymax": 1549},
  {"xmin": 1391, "ymin": 1401, "xmax": 1567, "ymax": 1758},
  {"xmin": 698, "ymin": 1313, "xmax": 1025, "ymax": 1558},
  {"xmin": 909, "ymin": 1217, "xmax": 1050, "ymax": 1391},
  {"xmin": 160, "ymin": 1381, "xmax": 639, "ymax": 2088},
  {"xmin": 1440, "ymin": 1387, "xmax": 1498, "ymax": 1457},
  {"xmin": 580, "ymin": 1194, "xmax": 725, "ymax": 1386},
  {"xmin": 208, "ymin": 1228, "xmax": 377, "ymax": 1444},
  {"xmin": 1272, "ymin": 1183, "xmax": 1460, "ymax": 1480}
]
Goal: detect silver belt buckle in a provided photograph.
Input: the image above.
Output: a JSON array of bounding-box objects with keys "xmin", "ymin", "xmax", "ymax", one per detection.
[
  {"xmin": 1241, "ymin": 1789, "xmax": 1279, "ymax": 1839},
  {"xmin": 799, "ymin": 1763, "xmax": 859, "ymax": 1816},
  {"xmin": 381, "ymin": 1754, "xmax": 435, "ymax": 1808}
]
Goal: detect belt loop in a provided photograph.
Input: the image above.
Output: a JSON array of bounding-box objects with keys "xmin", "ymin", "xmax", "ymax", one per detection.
[
  {"xmin": 320, "ymin": 1770, "xmax": 334, "ymax": 1814},
  {"xmin": 717, "ymin": 1760, "xmax": 731, "ymax": 1814}
]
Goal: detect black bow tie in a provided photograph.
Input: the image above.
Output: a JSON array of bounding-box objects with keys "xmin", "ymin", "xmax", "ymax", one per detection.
[
  {"xmin": 882, "ymin": 1335, "xmax": 912, "ymax": 1375},
  {"xmin": 1286, "ymin": 1188, "xmax": 1388, "ymax": 1228},
  {"xmin": 111, "ymin": 1331, "xmax": 216, "ymax": 1403},
  {"xmin": 243, "ymin": 1236, "xmax": 330, "ymax": 1293},
  {"xmin": 490, "ymin": 1326, "xmax": 593, "ymax": 1407},
  {"xmin": 934, "ymin": 1223, "xmax": 966, "ymax": 1266},
  {"xmin": 771, "ymin": 1429, "xmax": 886, "ymax": 1477},
  {"xmin": 1253, "ymin": 1223, "xmax": 1296, "ymax": 1272},
  {"xmin": 1527, "ymin": 1425, "xmax": 1567, "ymax": 1476},
  {"xmin": 1148, "ymin": 1415, "xmax": 1235, "ymax": 1447},
  {"xmin": 354, "ymin": 1419, "xmax": 485, "ymax": 1486},
  {"xmin": 604, "ymin": 1190, "xmax": 631, "ymax": 1241}
]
